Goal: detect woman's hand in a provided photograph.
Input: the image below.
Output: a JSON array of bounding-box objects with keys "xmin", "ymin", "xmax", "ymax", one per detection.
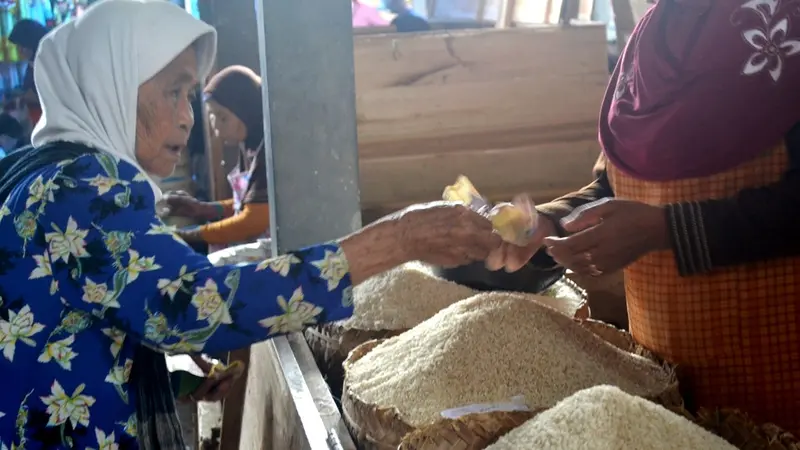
[
  {"xmin": 341, "ymin": 202, "xmax": 502, "ymax": 285},
  {"xmin": 161, "ymin": 192, "xmax": 216, "ymax": 219},
  {"xmin": 179, "ymin": 355, "xmax": 245, "ymax": 403},
  {"xmin": 176, "ymin": 227, "xmax": 204, "ymax": 243},
  {"xmin": 396, "ymin": 202, "xmax": 503, "ymax": 268},
  {"xmin": 485, "ymin": 214, "xmax": 558, "ymax": 272},
  {"xmin": 542, "ymin": 199, "xmax": 670, "ymax": 277}
]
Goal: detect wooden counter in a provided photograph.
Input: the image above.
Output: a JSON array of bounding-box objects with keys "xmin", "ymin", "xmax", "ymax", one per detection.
[
  {"xmin": 354, "ymin": 24, "xmax": 609, "ymax": 217},
  {"xmin": 238, "ymin": 334, "xmax": 357, "ymax": 450}
]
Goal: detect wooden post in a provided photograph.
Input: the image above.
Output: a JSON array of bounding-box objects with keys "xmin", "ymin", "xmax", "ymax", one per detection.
[
  {"xmin": 426, "ymin": 0, "xmax": 437, "ymax": 19},
  {"xmin": 476, "ymin": 0, "xmax": 488, "ymax": 22},
  {"xmin": 543, "ymin": 0, "xmax": 555, "ymax": 24},
  {"xmin": 560, "ymin": 0, "xmax": 575, "ymax": 23},
  {"xmin": 218, "ymin": 349, "xmax": 250, "ymax": 450},
  {"xmin": 495, "ymin": 0, "xmax": 517, "ymax": 28},
  {"xmin": 611, "ymin": 0, "xmax": 636, "ymax": 48}
]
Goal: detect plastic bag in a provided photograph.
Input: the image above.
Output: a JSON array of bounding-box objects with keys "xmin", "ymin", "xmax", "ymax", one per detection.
[{"xmin": 443, "ymin": 175, "xmax": 539, "ymax": 246}]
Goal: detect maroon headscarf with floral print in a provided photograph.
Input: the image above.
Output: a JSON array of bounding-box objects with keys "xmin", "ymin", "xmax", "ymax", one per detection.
[{"xmin": 600, "ymin": 0, "xmax": 800, "ymax": 181}]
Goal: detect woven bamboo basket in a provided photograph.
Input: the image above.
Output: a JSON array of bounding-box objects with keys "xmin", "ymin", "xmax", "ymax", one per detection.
[
  {"xmin": 342, "ymin": 319, "xmax": 681, "ymax": 450},
  {"xmin": 304, "ymin": 325, "xmax": 407, "ymax": 401},
  {"xmin": 306, "ymin": 277, "xmax": 589, "ymax": 400},
  {"xmin": 397, "ymin": 410, "xmax": 542, "ymax": 450},
  {"xmin": 695, "ymin": 408, "xmax": 799, "ymax": 450}
]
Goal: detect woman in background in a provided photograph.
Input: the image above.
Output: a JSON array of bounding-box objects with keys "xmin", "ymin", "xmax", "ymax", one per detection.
[
  {"xmin": 0, "ymin": 112, "xmax": 27, "ymax": 155},
  {"xmin": 9, "ymin": 19, "xmax": 49, "ymax": 125},
  {"xmin": 352, "ymin": 0, "xmax": 389, "ymax": 28},
  {"xmin": 163, "ymin": 65, "xmax": 270, "ymax": 252},
  {"xmin": 489, "ymin": 0, "xmax": 800, "ymax": 434},
  {"xmin": 386, "ymin": 0, "xmax": 429, "ymax": 33}
]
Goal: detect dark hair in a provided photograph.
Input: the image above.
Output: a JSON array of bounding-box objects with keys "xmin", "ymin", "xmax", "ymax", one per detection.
[
  {"xmin": 203, "ymin": 65, "xmax": 264, "ymax": 151},
  {"xmin": 204, "ymin": 66, "xmax": 269, "ymax": 205},
  {"xmin": 9, "ymin": 20, "xmax": 49, "ymax": 53},
  {"xmin": 0, "ymin": 114, "xmax": 23, "ymax": 140}
]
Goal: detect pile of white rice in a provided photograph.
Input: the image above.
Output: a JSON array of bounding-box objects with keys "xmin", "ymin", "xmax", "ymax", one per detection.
[
  {"xmin": 345, "ymin": 293, "xmax": 670, "ymax": 427},
  {"xmin": 339, "ymin": 263, "xmax": 585, "ymax": 331},
  {"xmin": 486, "ymin": 385, "xmax": 736, "ymax": 450},
  {"xmin": 338, "ymin": 262, "xmax": 476, "ymax": 330}
]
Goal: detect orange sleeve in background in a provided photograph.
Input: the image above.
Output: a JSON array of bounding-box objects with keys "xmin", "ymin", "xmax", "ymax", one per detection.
[
  {"xmin": 216, "ymin": 199, "xmax": 236, "ymax": 218},
  {"xmin": 199, "ymin": 202, "xmax": 270, "ymax": 246}
]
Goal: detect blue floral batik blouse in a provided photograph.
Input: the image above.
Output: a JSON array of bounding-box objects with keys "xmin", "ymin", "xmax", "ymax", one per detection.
[{"xmin": 0, "ymin": 151, "xmax": 354, "ymax": 449}]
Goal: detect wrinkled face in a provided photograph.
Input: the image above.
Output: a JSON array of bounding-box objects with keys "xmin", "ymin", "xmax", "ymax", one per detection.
[
  {"xmin": 206, "ymin": 100, "xmax": 247, "ymax": 146},
  {"xmin": 135, "ymin": 47, "xmax": 198, "ymax": 178}
]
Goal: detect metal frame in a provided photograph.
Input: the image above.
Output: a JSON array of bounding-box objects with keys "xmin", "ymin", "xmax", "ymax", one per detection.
[{"xmin": 231, "ymin": 0, "xmax": 364, "ymax": 447}]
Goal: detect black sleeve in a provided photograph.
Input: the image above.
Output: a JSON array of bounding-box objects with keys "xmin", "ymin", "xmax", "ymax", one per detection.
[
  {"xmin": 22, "ymin": 64, "xmax": 35, "ymax": 92},
  {"xmin": 536, "ymin": 154, "xmax": 615, "ymax": 236},
  {"xmin": 666, "ymin": 122, "xmax": 800, "ymax": 276}
]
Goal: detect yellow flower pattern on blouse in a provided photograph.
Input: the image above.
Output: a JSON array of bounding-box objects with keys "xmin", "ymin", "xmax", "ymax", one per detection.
[
  {"xmin": 0, "ymin": 153, "xmax": 354, "ymax": 449},
  {"xmin": 40, "ymin": 381, "xmax": 96, "ymax": 428},
  {"xmin": 258, "ymin": 287, "xmax": 323, "ymax": 335}
]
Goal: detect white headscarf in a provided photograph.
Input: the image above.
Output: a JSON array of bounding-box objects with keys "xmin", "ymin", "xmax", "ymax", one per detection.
[{"xmin": 31, "ymin": 0, "xmax": 217, "ymax": 199}]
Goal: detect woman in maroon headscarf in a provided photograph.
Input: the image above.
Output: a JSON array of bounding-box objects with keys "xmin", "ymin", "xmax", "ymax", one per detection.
[{"xmin": 488, "ymin": 0, "xmax": 800, "ymax": 433}]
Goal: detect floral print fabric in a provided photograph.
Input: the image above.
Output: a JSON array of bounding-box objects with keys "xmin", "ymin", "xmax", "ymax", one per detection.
[{"xmin": 0, "ymin": 153, "xmax": 354, "ymax": 449}]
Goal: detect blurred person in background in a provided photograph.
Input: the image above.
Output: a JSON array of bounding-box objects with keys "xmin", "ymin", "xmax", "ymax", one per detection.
[
  {"xmin": 386, "ymin": 0, "xmax": 429, "ymax": 33},
  {"xmin": 352, "ymin": 0, "xmax": 389, "ymax": 27},
  {"xmin": 9, "ymin": 19, "xmax": 48, "ymax": 126},
  {"xmin": 162, "ymin": 65, "xmax": 270, "ymax": 253},
  {"xmin": 0, "ymin": 112, "xmax": 27, "ymax": 155}
]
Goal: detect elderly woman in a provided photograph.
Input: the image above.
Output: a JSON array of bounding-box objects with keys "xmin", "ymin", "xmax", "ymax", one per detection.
[
  {"xmin": 164, "ymin": 65, "xmax": 271, "ymax": 252},
  {"xmin": 490, "ymin": 0, "xmax": 800, "ymax": 434},
  {"xmin": 0, "ymin": 1, "xmax": 499, "ymax": 448}
]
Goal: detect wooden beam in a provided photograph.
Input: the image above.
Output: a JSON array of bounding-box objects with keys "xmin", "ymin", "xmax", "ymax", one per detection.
[
  {"xmin": 426, "ymin": 0, "xmax": 437, "ymax": 19},
  {"xmin": 237, "ymin": 337, "xmax": 356, "ymax": 449},
  {"xmin": 495, "ymin": 0, "xmax": 517, "ymax": 28},
  {"xmin": 353, "ymin": 25, "xmax": 609, "ymax": 211},
  {"xmin": 476, "ymin": 0, "xmax": 488, "ymax": 22},
  {"xmin": 218, "ymin": 349, "xmax": 250, "ymax": 450},
  {"xmin": 611, "ymin": 0, "xmax": 636, "ymax": 47},
  {"xmin": 543, "ymin": 0, "xmax": 555, "ymax": 24},
  {"xmin": 560, "ymin": 0, "xmax": 579, "ymax": 23}
]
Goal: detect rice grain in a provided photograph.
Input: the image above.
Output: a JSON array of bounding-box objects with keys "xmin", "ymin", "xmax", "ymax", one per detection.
[
  {"xmin": 340, "ymin": 263, "xmax": 585, "ymax": 331},
  {"xmin": 345, "ymin": 294, "xmax": 671, "ymax": 427},
  {"xmin": 338, "ymin": 262, "xmax": 476, "ymax": 330},
  {"xmin": 485, "ymin": 385, "xmax": 736, "ymax": 450}
]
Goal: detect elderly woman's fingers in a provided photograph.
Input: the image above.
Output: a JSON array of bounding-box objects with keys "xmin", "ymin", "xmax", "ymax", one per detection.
[
  {"xmin": 485, "ymin": 242, "xmax": 508, "ymax": 271},
  {"xmin": 204, "ymin": 379, "xmax": 234, "ymax": 402},
  {"xmin": 506, "ymin": 242, "xmax": 540, "ymax": 272},
  {"xmin": 188, "ymin": 377, "xmax": 217, "ymax": 401},
  {"xmin": 544, "ymin": 236, "xmax": 599, "ymax": 275}
]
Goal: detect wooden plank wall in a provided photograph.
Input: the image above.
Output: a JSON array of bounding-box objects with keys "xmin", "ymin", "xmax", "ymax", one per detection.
[{"xmin": 354, "ymin": 24, "xmax": 609, "ymax": 219}]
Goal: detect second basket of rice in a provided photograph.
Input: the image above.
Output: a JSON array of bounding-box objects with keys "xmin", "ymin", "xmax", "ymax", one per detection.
[
  {"xmin": 304, "ymin": 262, "xmax": 586, "ymax": 396},
  {"xmin": 400, "ymin": 385, "xmax": 735, "ymax": 450},
  {"xmin": 341, "ymin": 293, "xmax": 680, "ymax": 449}
]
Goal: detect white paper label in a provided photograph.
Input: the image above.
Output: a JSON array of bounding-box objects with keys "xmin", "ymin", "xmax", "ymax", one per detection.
[{"xmin": 440, "ymin": 395, "xmax": 529, "ymax": 419}]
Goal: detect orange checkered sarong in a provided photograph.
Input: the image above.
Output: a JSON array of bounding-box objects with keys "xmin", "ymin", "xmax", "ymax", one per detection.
[{"xmin": 608, "ymin": 144, "xmax": 800, "ymax": 433}]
